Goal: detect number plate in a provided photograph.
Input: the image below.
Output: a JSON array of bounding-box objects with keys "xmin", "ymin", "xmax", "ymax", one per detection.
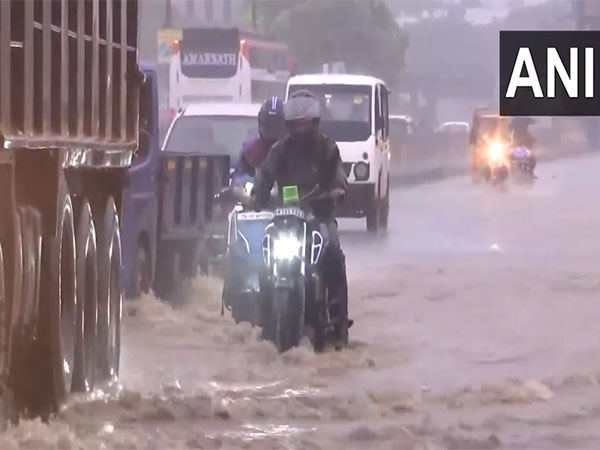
[
  {"xmin": 237, "ymin": 211, "xmax": 274, "ymax": 221},
  {"xmin": 275, "ymin": 207, "xmax": 305, "ymax": 219}
]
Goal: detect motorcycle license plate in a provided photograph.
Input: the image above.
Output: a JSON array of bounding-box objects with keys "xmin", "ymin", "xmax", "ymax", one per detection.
[
  {"xmin": 237, "ymin": 211, "xmax": 274, "ymax": 221},
  {"xmin": 275, "ymin": 207, "xmax": 305, "ymax": 219}
]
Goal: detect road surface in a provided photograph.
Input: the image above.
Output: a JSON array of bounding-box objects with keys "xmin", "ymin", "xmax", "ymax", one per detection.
[{"xmin": 3, "ymin": 154, "xmax": 600, "ymax": 449}]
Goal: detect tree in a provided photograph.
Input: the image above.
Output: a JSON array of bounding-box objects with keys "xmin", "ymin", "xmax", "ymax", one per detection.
[{"xmin": 259, "ymin": 0, "xmax": 408, "ymax": 88}]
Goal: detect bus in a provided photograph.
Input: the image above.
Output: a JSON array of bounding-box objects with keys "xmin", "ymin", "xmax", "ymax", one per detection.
[{"xmin": 167, "ymin": 27, "xmax": 294, "ymax": 115}]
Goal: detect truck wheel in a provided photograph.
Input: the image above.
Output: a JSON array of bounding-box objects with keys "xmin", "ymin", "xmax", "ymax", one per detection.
[
  {"xmin": 379, "ymin": 176, "xmax": 390, "ymax": 231},
  {"xmin": 9, "ymin": 207, "xmax": 45, "ymax": 416},
  {"xmin": 96, "ymin": 198, "xmax": 121, "ymax": 382},
  {"xmin": 72, "ymin": 201, "xmax": 98, "ymax": 393},
  {"xmin": 0, "ymin": 241, "xmax": 6, "ymax": 383},
  {"xmin": 39, "ymin": 179, "xmax": 77, "ymax": 411},
  {"xmin": 130, "ymin": 244, "xmax": 151, "ymax": 298}
]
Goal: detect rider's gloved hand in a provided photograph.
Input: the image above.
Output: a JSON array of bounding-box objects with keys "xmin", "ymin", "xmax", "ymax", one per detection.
[
  {"xmin": 329, "ymin": 188, "xmax": 346, "ymax": 200},
  {"xmin": 241, "ymin": 194, "xmax": 256, "ymax": 210}
]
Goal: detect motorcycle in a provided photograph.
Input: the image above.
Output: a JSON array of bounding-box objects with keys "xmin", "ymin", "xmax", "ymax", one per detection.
[
  {"xmin": 221, "ymin": 176, "xmax": 273, "ymax": 326},
  {"xmin": 261, "ymin": 185, "xmax": 342, "ymax": 353}
]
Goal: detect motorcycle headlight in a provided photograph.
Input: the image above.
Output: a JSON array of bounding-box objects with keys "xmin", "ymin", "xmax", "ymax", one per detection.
[
  {"xmin": 244, "ymin": 181, "xmax": 254, "ymax": 196},
  {"xmin": 273, "ymin": 234, "xmax": 302, "ymax": 261},
  {"xmin": 353, "ymin": 162, "xmax": 370, "ymax": 181}
]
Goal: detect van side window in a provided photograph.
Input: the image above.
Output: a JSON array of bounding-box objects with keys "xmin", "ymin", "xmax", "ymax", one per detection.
[
  {"xmin": 381, "ymin": 85, "xmax": 389, "ymax": 140},
  {"xmin": 375, "ymin": 85, "xmax": 383, "ymax": 136}
]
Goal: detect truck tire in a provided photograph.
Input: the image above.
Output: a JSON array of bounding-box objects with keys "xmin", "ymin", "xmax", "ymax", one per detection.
[
  {"xmin": 38, "ymin": 179, "xmax": 77, "ymax": 411},
  {"xmin": 12, "ymin": 207, "xmax": 44, "ymax": 416},
  {"xmin": 96, "ymin": 198, "xmax": 121, "ymax": 382},
  {"xmin": 0, "ymin": 241, "xmax": 6, "ymax": 384},
  {"xmin": 72, "ymin": 201, "xmax": 98, "ymax": 393},
  {"xmin": 379, "ymin": 176, "xmax": 390, "ymax": 231}
]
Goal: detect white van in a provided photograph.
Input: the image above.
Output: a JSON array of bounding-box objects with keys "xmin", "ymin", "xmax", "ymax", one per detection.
[{"xmin": 286, "ymin": 74, "xmax": 390, "ymax": 232}]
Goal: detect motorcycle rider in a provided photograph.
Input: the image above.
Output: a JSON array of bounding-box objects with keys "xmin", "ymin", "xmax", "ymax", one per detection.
[
  {"xmin": 252, "ymin": 89, "xmax": 352, "ymax": 349},
  {"xmin": 510, "ymin": 117, "xmax": 537, "ymax": 175},
  {"xmin": 232, "ymin": 96, "xmax": 286, "ymax": 181}
]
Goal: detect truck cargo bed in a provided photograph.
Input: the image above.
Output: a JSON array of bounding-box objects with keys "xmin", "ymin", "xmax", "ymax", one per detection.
[{"xmin": 0, "ymin": 0, "xmax": 141, "ymax": 168}]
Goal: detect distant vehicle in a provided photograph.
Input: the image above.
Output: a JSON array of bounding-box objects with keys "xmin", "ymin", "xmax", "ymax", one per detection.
[
  {"xmin": 167, "ymin": 28, "xmax": 294, "ymax": 113},
  {"xmin": 286, "ymin": 74, "xmax": 391, "ymax": 233},
  {"xmin": 435, "ymin": 121, "xmax": 470, "ymax": 134},
  {"xmin": 389, "ymin": 115, "xmax": 414, "ymax": 160},
  {"xmin": 122, "ymin": 77, "xmax": 231, "ymax": 300},
  {"xmin": 161, "ymin": 102, "xmax": 261, "ymax": 271}
]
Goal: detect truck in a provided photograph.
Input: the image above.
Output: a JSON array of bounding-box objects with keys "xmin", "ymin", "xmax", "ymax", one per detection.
[
  {"xmin": 0, "ymin": 0, "xmax": 140, "ymax": 416},
  {"xmin": 122, "ymin": 64, "xmax": 230, "ymax": 300}
]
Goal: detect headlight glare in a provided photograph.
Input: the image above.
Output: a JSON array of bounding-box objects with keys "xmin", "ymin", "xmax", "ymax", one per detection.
[{"xmin": 273, "ymin": 234, "xmax": 302, "ymax": 260}]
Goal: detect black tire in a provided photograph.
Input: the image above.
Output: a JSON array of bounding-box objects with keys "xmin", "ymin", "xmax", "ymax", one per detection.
[
  {"xmin": 272, "ymin": 284, "xmax": 303, "ymax": 353},
  {"xmin": 379, "ymin": 176, "xmax": 390, "ymax": 231},
  {"xmin": 495, "ymin": 166, "xmax": 509, "ymax": 183},
  {"xmin": 0, "ymin": 240, "xmax": 16, "ymax": 424},
  {"xmin": 0, "ymin": 241, "xmax": 6, "ymax": 383},
  {"xmin": 311, "ymin": 275, "xmax": 326, "ymax": 354},
  {"xmin": 96, "ymin": 198, "xmax": 122, "ymax": 382},
  {"xmin": 11, "ymin": 207, "xmax": 43, "ymax": 416},
  {"xmin": 38, "ymin": 179, "xmax": 77, "ymax": 412},
  {"xmin": 129, "ymin": 244, "xmax": 151, "ymax": 299},
  {"xmin": 366, "ymin": 198, "xmax": 380, "ymax": 233},
  {"xmin": 72, "ymin": 201, "xmax": 98, "ymax": 393}
]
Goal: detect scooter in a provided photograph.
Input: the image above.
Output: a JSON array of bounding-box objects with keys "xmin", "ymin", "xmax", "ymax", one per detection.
[{"xmin": 221, "ymin": 176, "xmax": 273, "ymax": 326}]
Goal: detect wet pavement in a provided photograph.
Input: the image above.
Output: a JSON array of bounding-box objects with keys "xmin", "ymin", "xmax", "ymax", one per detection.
[{"xmin": 3, "ymin": 154, "xmax": 600, "ymax": 449}]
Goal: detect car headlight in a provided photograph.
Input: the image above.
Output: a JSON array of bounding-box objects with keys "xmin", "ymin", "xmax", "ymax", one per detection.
[
  {"xmin": 273, "ymin": 234, "xmax": 302, "ymax": 261},
  {"xmin": 354, "ymin": 162, "xmax": 370, "ymax": 181}
]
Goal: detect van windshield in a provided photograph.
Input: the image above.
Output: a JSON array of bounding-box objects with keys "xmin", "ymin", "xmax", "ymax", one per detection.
[
  {"xmin": 163, "ymin": 115, "xmax": 258, "ymax": 160},
  {"xmin": 288, "ymin": 84, "xmax": 372, "ymax": 142}
]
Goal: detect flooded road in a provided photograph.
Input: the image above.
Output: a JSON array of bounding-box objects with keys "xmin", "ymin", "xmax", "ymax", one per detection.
[{"xmin": 4, "ymin": 154, "xmax": 600, "ymax": 449}]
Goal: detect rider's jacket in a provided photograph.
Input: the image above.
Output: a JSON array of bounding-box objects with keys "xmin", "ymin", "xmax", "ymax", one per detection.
[{"xmin": 254, "ymin": 131, "xmax": 347, "ymax": 220}]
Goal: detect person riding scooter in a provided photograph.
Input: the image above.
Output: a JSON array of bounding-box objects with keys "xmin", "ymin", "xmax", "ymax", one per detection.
[
  {"xmin": 232, "ymin": 96, "xmax": 286, "ymax": 180},
  {"xmin": 252, "ymin": 89, "xmax": 352, "ymax": 349},
  {"xmin": 510, "ymin": 117, "xmax": 537, "ymax": 177},
  {"xmin": 222, "ymin": 97, "xmax": 285, "ymax": 323}
]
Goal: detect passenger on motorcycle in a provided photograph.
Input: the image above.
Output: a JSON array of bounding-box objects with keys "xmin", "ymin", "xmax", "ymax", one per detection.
[
  {"xmin": 232, "ymin": 96, "xmax": 286, "ymax": 181},
  {"xmin": 252, "ymin": 89, "xmax": 352, "ymax": 348}
]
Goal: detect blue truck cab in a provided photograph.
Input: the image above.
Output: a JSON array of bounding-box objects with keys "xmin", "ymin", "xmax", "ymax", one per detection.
[{"xmin": 122, "ymin": 63, "xmax": 229, "ymax": 299}]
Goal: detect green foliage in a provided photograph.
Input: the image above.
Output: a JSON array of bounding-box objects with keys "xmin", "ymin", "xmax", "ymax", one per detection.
[{"xmin": 256, "ymin": 0, "xmax": 408, "ymax": 88}]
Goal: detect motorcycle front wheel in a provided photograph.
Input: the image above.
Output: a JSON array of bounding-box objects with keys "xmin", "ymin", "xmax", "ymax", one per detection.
[{"xmin": 271, "ymin": 287, "xmax": 302, "ymax": 353}]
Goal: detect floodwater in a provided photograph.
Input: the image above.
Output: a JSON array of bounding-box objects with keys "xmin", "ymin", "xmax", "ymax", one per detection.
[{"xmin": 3, "ymin": 154, "xmax": 600, "ymax": 449}]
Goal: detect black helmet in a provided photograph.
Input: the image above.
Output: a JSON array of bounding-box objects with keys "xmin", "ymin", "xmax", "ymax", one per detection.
[
  {"xmin": 258, "ymin": 96, "xmax": 285, "ymax": 142},
  {"xmin": 284, "ymin": 89, "xmax": 321, "ymax": 142}
]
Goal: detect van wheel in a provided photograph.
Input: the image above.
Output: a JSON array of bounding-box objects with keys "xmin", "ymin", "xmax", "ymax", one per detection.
[
  {"xmin": 367, "ymin": 179, "xmax": 381, "ymax": 233},
  {"xmin": 72, "ymin": 201, "xmax": 98, "ymax": 393},
  {"xmin": 96, "ymin": 198, "xmax": 122, "ymax": 382},
  {"xmin": 379, "ymin": 176, "xmax": 390, "ymax": 231}
]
